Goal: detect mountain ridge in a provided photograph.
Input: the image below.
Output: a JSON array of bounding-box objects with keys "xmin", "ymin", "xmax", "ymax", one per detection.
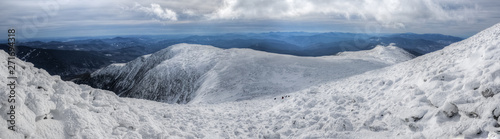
[{"xmin": 85, "ymin": 43, "xmax": 414, "ymax": 104}]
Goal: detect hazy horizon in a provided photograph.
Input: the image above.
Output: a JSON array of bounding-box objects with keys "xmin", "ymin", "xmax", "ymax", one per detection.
[{"xmin": 5, "ymin": 31, "xmax": 467, "ymax": 43}]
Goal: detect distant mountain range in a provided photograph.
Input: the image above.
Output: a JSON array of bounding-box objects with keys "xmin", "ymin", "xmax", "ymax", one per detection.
[
  {"xmin": 0, "ymin": 44, "xmax": 145, "ymax": 80},
  {"xmin": 2, "ymin": 32, "xmax": 462, "ymax": 80}
]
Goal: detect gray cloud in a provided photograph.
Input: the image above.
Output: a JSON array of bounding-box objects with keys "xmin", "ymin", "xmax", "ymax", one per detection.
[
  {"xmin": 205, "ymin": 0, "xmax": 480, "ymax": 29},
  {"xmin": 1, "ymin": 0, "xmax": 500, "ymax": 38}
]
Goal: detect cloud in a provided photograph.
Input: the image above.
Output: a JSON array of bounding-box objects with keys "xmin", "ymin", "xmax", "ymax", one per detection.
[
  {"xmin": 129, "ymin": 2, "xmax": 178, "ymax": 21},
  {"xmin": 206, "ymin": 0, "xmax": 479, "ymax": 28},
  {"xmin": 2, "ymin": 0, "xmax": 499, "ymax": 38}
]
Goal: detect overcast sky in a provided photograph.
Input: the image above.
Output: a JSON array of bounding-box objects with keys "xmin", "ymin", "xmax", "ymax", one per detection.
[{"xmin": 2, "ymin": 0, "xmax": 500, "ymax": 39}]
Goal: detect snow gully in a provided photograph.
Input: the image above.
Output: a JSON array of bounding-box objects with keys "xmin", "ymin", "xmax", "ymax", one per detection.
[{"xmin": 6, "ymin": 29, "xmax": 17, "ymax": 131}]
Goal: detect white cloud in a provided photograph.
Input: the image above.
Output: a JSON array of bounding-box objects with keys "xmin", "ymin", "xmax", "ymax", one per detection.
[
  {"xmin": 130, "ymin": 2, "xmax": 178, "ymax": 21},
  {"xmin": 182, "ymin": 9, "xmax": 197, "ymax": 16}
]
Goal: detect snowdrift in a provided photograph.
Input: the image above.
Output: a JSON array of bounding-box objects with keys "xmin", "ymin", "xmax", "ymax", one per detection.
[{"xmin": 89, "ymin": 43, "xmax": 413, "ymax": 104}]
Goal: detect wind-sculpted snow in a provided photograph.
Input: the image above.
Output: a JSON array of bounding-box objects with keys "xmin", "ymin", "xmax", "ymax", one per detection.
[
  {"xmin": 276, "ymin": 22, "xmax": 500, "ymax": 138},
  {"xmin": 0, "ymin": 50, "xmax": 133, "ymax": 138},
  {"xmin": 89, "ymin": 43, "xmax": 414, "ymax": 104}
]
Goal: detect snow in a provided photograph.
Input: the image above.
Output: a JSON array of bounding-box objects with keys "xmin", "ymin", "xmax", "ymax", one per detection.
[
  {"xmin": 335, "ymin": 43, "xmax": 415, "ymax": 64},
  {"xmin": 1, "ymin": 23, "xmax": 500, "ymax": 138},
  {"xmin": 110, "ymin": 63, "xmax": 126, "ymax": 67}
]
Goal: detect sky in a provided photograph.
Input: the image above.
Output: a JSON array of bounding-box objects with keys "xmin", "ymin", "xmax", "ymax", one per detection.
[{"xmin": 2, "ymin": 0, "xmax": 500, "ymax": 40}]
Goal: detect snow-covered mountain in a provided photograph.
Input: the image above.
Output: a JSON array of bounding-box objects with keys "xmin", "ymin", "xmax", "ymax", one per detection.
[
  {"xmin": 87, "ymin": 43, "xmax": 414, "ymax": 104},
  {"xmin": 1, "ymin": 23, "xmax": 500, "ymax": 138},
  {"xmin": 9, "ymin": 33, "xmax": 459, "ymax": 81}
]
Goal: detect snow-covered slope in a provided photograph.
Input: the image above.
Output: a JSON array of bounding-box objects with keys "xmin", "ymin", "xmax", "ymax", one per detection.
[
  {"xmin": 336, "ymin": 43, "xmax": 414, "ymax": 64},
  {"xmin": 271, "ymin": 23, "xmax": 500, "ymax": 138},
  {"xmin": 0, "ymin": 50, "xmax": 141, "ymax": 138},
  {"xmin": 89, "ymin": 43, "xmax": 413, "ymax": 104}
]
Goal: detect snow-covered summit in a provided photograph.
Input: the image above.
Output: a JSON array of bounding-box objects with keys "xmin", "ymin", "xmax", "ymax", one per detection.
[
  {"xmin": 89, "ymin": 43, "xmax": 413, "ymax": 104},
  {"xmin": 335, "ymin": 43, "xmax": 415, "ymax": 64}
]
